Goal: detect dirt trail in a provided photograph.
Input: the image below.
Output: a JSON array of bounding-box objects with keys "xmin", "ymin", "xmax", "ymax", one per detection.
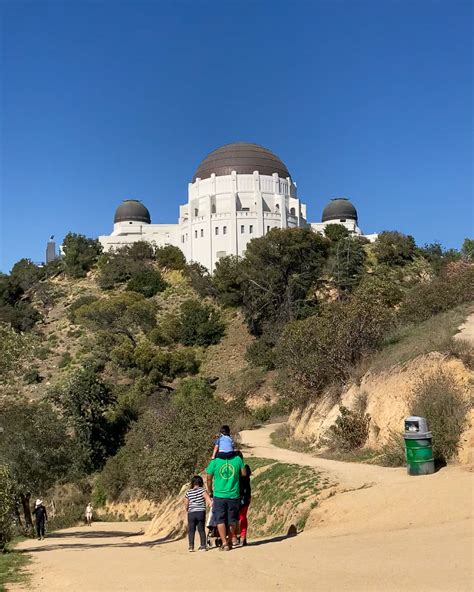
[
  {"xmin": 240, "ymin": 423, "xmax": 407, "ymax": 489},
  {"xmin": 11, "ymin": 425, "xmax": 473, "ymax": 592},
  {"xmin": 456, "ymin": 311, "xmax": 474, "ymax": 344}
]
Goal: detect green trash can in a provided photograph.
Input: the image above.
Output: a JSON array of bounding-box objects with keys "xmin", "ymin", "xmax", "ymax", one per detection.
[{"xmin": 404, "ymin": 416, "xmax": 435, "ymax": 476}]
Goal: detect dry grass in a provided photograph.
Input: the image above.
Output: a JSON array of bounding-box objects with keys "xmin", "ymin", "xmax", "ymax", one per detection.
[{"xmin": 368, "ymin": 304, "xmax": 472, "ymax": 374}]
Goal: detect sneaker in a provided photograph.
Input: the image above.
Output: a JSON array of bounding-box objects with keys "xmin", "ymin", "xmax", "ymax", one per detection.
[
  {"xmin": 188, "ymin": 546, "xmax": 194, "ymax": 552},
  {"xmin": 241, "ymin": 538, "xmax": 247, "ymax": 547},
  {"xmin": 198, "ymin": 546, "xmax": 207, "ymax": 552}
]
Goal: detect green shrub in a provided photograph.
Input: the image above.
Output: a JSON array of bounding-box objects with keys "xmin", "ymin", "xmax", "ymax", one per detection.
[
  {"xmin": 253, "ymin": 405, "xmax": 272, "ymax": 424},
  {"xmin": 58, "ymin": 352, "xmax": 73, "ymax": 368},
  {"xmin": 411, "ymin": 369, "xmax": 470, "ymax": 463},
  {"xmin": 10, "ymin": 258, "xmax": 44, "ymax": 291},
  {"xmin": 96, "ymin": 452, "xmax": 129, "ymax": 502},
  {"xmin": 176, "ymin": 300, "xmax": 225, "ymax": 346},
  {"xmin": 110, "ymin": 341, "xmax": 135, "ymax": 369},
  {"xmin": 399, "ymin": 262, "xmax": 474, "ymax": 324},
  {"xmin": 183, "ymin": 263, "xmax": 217, "ymax": 298},
  {"xmin": 326, "ymin": 398, "xmax": 371, "ymax": 452},
  {"xmin": 213, "ymin": 255, "xmax": 244, "ymax": 307},
  {"xmin": 126, "ymin": 269, "xmax": 167, "ymax": 297},
  {"xmin": 67, "ymin": 294, "xmax": 99, "ymax": 323},
  {"xmin": 0, "ymin": 301, "xmax": 41, "ymax": 332},
  {"xmin": 324, "ymin": 223, "xmax": 350, "ymax": 242},
  {"xmin": 373, "ymin": 231, "xmax": 416, "ymax": 266},
  {"xmin": 246, "ymin": 339, "xmax": 275, "ymax": 370},
  {"xmin": 75, "ymin": 292, "xmax": 157, "ymax": 342},
  {"xmin": 378, "ymin": 431, "xmax": 406, "ymax": 467},
  {"xmin": 168, "ymin": 348, "xmax": 200, "ymax": 377},
  {"xmin": 23, "ymin": 368, "xmax": 42, "ymax": 384},
  {"xmin": 277, "ymin": 277, "xmax": 395, "ymax": 405},
  {"xmin": 155, "ymin": 245, "xmax": 186, "ymax": 270},
  {"xmin": 97, "ymin": 242, "xmax": 154, "ymax": 289},
  {"xmin": 62, "ymin": 232, "xmax": 102, "ymax": 278},
  {"xmin": 107, "ymin": 378, "xmax": 226, "ymax": 500},
  {"xmin": 220, "ymin": 367, "xmax": 266, "ymax": 400}
]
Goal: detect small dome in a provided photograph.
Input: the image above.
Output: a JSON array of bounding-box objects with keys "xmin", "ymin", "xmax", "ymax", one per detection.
[
  {"xmin": 193, "ymin": 142, "xmax": 291, "ymax": 182},
  {"xmin": 114, "ymin": 200, "xmax": 151, "ymax": 224},
  {"xmin": 322, "ymin": 198, "xmax": 358, "ymax": 223}
]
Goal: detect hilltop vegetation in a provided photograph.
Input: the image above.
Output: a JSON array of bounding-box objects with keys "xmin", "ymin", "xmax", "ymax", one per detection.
[{"xmin": 0, "ymin": 228, "xmax": 473, "ymax": 547}]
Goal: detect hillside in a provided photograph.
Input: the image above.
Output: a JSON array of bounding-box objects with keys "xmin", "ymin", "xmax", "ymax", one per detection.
[{"xmin": 1, "ymin": 231, "xmax": 473, "ymax": 552}]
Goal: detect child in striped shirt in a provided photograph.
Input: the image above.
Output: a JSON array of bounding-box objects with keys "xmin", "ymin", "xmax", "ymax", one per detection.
[{"xmin": 184, "ymin": 476, "xmax": 212, "ymax": 552}]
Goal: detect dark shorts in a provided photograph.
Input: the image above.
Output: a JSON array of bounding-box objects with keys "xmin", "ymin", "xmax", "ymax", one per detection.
[{"xmin": 212, "ymin": 497, "xmax": 240, "ymax": 525}]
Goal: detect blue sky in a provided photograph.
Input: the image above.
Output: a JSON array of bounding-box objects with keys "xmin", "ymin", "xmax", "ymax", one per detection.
[{"xmin": 1, "ymin": 0, "xmax": 472, "ymax": 272}]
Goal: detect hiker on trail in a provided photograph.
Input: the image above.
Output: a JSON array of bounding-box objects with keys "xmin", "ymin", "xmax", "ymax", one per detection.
[
  {"xmin": 212, "ymin": 425, "xmax": 235, "ymax": 459},
  {"xmin": 33, "ymin": 499, "xmax": 48, "ymax": 540},
  {"xmin": 85, "ymin": 503, "xmax": 93, "ymax": 526},
  {"xmin": 206, "ymin": 453, "xmax": 246, "ymax": 551},
  {"xmin": 238, "ymin": 463, "xmax": 252, "ymax": 547},
  {"xmin": 184, "ymin": 476, "xmax": 212, "ymax": 552}
]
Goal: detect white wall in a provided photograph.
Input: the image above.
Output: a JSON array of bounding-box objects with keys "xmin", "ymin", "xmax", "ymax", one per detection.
[{"xmin": 98, "ymin": 172, "xmax": 377, "ymax": 269}]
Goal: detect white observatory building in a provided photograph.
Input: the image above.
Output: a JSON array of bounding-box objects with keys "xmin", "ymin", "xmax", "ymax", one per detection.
[{"xmin": 98, "ymin": 142, "xmax": 376, "ymax": 270}]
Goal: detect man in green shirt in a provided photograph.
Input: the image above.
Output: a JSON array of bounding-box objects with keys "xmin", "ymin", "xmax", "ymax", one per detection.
[{"xmin": 206, "ymin": 454, "xmax": 246, "ymax": 550}]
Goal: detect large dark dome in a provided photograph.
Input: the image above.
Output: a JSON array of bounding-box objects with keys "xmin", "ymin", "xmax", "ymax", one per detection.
[
  {"xmin": 193, "ymin": 142, "xmax": 290, "ymax": 182},
  {"xmin": 114, "ymin": 200, "xmax": 151, "ymax": 224},
  {"xmin": 322, "ymin": 198, "xmax": 358, "ymax": 223}
]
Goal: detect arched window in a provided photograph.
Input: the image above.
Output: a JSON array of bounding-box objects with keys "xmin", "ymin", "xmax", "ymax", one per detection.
[
  {"xmin": 211, "ymin": 204, "xmax": 216, "ymax": 214},
  {"xmin": 290, "ymin": 207, "xmax": 295, "ymax": 216}
]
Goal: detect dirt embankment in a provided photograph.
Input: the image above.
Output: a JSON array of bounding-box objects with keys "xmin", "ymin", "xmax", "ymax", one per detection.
[{"xmin": 289, "ymin": 353, "xmax": 473, "ymax": 463}]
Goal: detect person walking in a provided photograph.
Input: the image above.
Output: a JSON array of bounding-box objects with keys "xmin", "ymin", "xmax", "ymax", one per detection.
[
  {"xmin": 33, "ymin": 499, "xmax": 47, "ymax": 540},
  {"xmin": 206, "ymin": 453, "xmax": 246, "ymax": 551},
  {"xmin": 238, "ymin": 463, "xmax": 252, "ymax": 546},
  {"xmin": 85, "ymin": 503, "xmax": 93, "ymax": 526},
  {"xmin": 184, "ymin": 476, "xmax": 212, "ymax": 552}
]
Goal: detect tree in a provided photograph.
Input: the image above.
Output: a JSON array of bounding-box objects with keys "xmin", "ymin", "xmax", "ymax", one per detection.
[
  {"xmin": 105, "ymin": 378, "xmax": 225, "ymax": 500},
  {"xmin": 213, "ymin": 255, "xmax": 244, "ymax": 307},
  {"xmin": 276, "ymin": 277, "xmax": 395, "ymax": 405},
  {"xmin": 0, "ymin": 465, "xmax": 15, "ymax": 550},
  {"xmin": 176, "ymin": 299, "xmax": 225, "ymax": 346},
  {"xmin": 50, "ymin": 365, "xmax": 122, "ymax": 472},
  {"xmin": 126, "ymin": 269, "xmax": 168, "ymax": 297},
  {"xmin": 373, "ymin": 231, "xmax": 416, "ymax": 266},
  {"xmin": 155, "ymin": 245, "xmax": 186, "ymax": 270},
  {"xmin": 240, "ymin": 228, "xmax": 330, "ymax": 334},
  {"xmin": 62, "ymin": 232, "xmax": 102, "ymax": 277},
  {"xmin": 75, "ymin": 292, "xmax": 157, "ymax": 343},
  {"xmin": 10, "ymin": 259, "xmax": 44, "ymax": 291},
  {"xmin": 461, "ymin": 238, "xmax": 474, "ymax": 261},
  {"xmin": 97, "ymin": 243, "xmax": 157, "ymax": 289},
  {"xmin": 0, "ymin": 400, "xmax": 77, "ymax": 526},
  {"xmin": 327, "ymin": 236, "xmax": 366, "ymax": 293},
  {"xmin": 324, "ymin": 223, "xmax": 350, "ymax": 242},
  {"xmin": 184, "ymin": 263, "xmax": 217, "ymax": 298}
]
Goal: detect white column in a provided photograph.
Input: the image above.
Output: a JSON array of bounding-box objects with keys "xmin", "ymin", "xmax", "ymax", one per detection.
[{"xmin": 254, "ymin": 171, "xmax": 264, "ymax": 236}]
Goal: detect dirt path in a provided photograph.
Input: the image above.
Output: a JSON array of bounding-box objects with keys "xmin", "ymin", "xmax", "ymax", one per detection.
[
  {"xmin": 11, "ymin": 425, "xmax": 473, "ymax": 592},
  {"xmin": 240, "ymin": 423, "xmax": 407, "ymax": 489},
  {"xmin": 455, "ymin": 311, "xmax": 474, "ymax": 344}
]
